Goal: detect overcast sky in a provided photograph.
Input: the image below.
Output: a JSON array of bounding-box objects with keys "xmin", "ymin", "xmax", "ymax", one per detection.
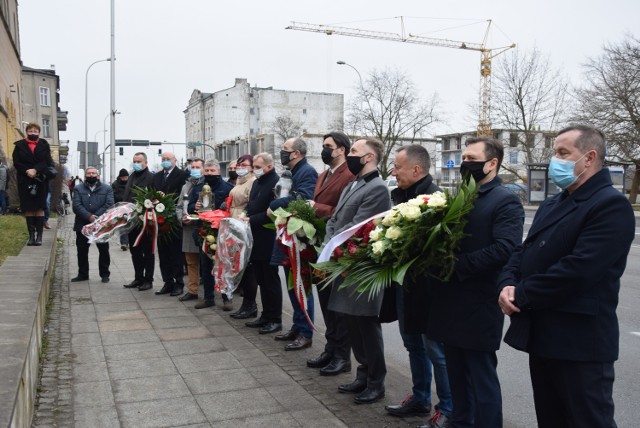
[{"xmin": 18, "ymin": 0, "xmax": 639, "ymax": 174}]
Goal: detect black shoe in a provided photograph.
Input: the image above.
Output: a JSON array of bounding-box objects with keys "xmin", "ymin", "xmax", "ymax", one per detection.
[
  {"xmin": 354, "ymin": 387, "xmax": 385, "ymax": 404},
  {"xmin": 385, "ymin": 394, "xmax": 431, "ymax": 417},
  {"xmin": 194, "ymin": 300, "xmax": 215, "ymax": 309},
  {"xmin": 178, "ymin": 292, "xmax": 198, "ymax": 301},
  {"xmin": 155, "ymin": 283, "xmax": 173, "ymax": 295},
  {"xmin": 245, "ymin": 318, "xmax": 267, "ymax": 328},
  {"xmin": 138, "ymin": 282, "xmax": 153, "ymax": 291},
  {"xmin": 259, "ymin": 322, "xmax": 283, "ymax": 334},
  {"xmin": 101, "ymin": 277, "xmax": 110, "ymax": 283},
  {"xmin": 123, "ymin": 280, "xmax": 142, "ymax": 288},
  {"xmin": 307, "ymin": 352, "xmax": 333, "ymax": 368},
  {"xmin": 338, "ymin": 380, "xmax": 367, "ymax": 394},
  {"xmin": 274, "ymin": 329, "xmax": 298, "ymax": 341},
  {"xmin": 170, "ymin": 287, "xmax": 184, "ymax": 297},
  {"xmin": 230, "ymin": 306, "xmax": 258, "ymax": 319},
  {"xmin": 27, "ymin": 234, "xmax": 36, "ymax": 246},
  {"xmin": 34, "ymin": 235, "xmax": 43, "ymax": 246},
  {"xmin": 71, "ymin": 276, "xmax": 89, "ymax": 282},
  {"xmin": 320, "ymin": 358, "xmax": 352, "ymax": 376},
  {"xmin": 285, "ymin": 336, "xmax": 312, "ymax": 351}
]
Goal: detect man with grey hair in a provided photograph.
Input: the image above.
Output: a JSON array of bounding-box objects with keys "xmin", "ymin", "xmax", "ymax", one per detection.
[
  {"xmin": 498, "ymin": 124, "xmax": 635, "ymax": 428},
  {"xmin": 123, "ymin": 152, "xmax": 156, "ymax": 291}
]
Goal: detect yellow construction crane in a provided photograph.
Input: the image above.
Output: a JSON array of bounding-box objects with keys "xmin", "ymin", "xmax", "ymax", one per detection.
[{"xmin": 286, "ymin": 18, "xmax": 515, "ymax": 135}]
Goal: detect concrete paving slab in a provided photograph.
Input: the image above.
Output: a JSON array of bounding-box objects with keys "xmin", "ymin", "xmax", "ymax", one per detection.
[
  {"xmin": 74, "ymin": 405, "xmax": 121, "ymax": 428},
  {"xmin": 172, "ymin": 350, "xmax": 242, "ymax": 375},
  {"xmin": 103, "ymin": 341, "xmax": 167, "ymax": 362},
  {"xmin": 156, "ymin": 326, "xmax": 212, "ymax": 341},
  {"xmin": 71, "ymin": 320, "xmax": 99, "ymax": 334},
  {"xmin": 72, "ymin": 332, "xmax": 102, "ymax": 347},
  {"xmin": 98, "ymin": 318, "xmax": 153, "ymax": 333},
  {"xmin": 143, "ymin": 306, "xmax": 194, "ymax": 319},
  {"xmin": 212, "ymin": 412, "xmax": 302, "ymax": 428},
  {"xmin": 94, "ymin": 301, "xmax": 143, "ymax": 314},
  {"xmin": 117, "ymin": 396, "xmax": 207, "ymax": 428},
  {"xmin": 73, "ymin": 361, "xmax": 110, "ymax": 383},
  {"xmin": 96, "ymin": 309, "xmax": 146, "ymax": 322},
  {"xmin": 100, "ymin": 329, "xmax": 160, "ymax": 346},
  {"xmin": 73, "ymin": 380, "xmax": 115, "ymax": 408},
  {"xmin": 148, "ymin": 315, "xmax": 203, "ymax": 329},
  {"xmin": 113, "ymin": 374, "xmax": 191, "ymax": 403},
  {"xmin": 182, "ymin": 368, "xmax": 259, "ymax": 395},
  {"xmin": 290, "ymin": 408, "xmax": 349, "ymax": 427},
  {"xmin": 196, "ymin": 388, "xmax": 285, "ymax": 422},
  {"xmin": 246, "ymin": 364, "xmax": 297, "ymax": 387},
  {"xmin": 71, "ymin": 345, "xmax": 105, "ymax": 364},
  {"xmin": 162, "ymin": 337, "xmax": 225, "ymax": 357},
  {"xmin": 267, "ymin": 384, "xmax": 327, "ymax": 412},
  {"xmin": 107, "ymin": 356, "xmax": 178, "ymax": 380}
]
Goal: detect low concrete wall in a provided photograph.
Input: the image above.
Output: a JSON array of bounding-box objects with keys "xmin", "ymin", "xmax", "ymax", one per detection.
[{"xmin": 0, "ymin": 222, "xmax": 57, "ymax": 428}]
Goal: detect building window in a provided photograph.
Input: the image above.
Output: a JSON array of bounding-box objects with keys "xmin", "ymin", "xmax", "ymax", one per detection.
[
  {"xmin": 455, "ymin": 139, "xmax": 462, "ymax": 150},
  {"xmin": 509, "ymin": 150, "xmax": 519, "ymax": 164},
  {"xmin": 454, "ymin": 152, "xmax": 461, "ymax": 165},
  {"xmin": 42, "ymin": 116, "xmax": 51, "ymax": 137},
  {"xmin": 443, "ymin": 171, "xmax": 450, "ymax": 182},
  {"xmin": 509, "ymin": 132, "xmax": 519, "ymax": 148},
  {"xmin": 250, "ymin": 108, "xmax": 255, "ymax": 115},
  {"xmin": 302, "ymin": 109, "xmax": 307, "ymax": 115},
  {"xmin": 443, "ymin": 140, "xmax": 450, "ymax": 151},
  {"xmin": 39, "ymin": 87, "xmax": 50, "ymax": 106}
]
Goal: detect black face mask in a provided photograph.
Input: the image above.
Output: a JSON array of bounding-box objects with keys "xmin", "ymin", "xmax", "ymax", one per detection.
[
  {"xmin": 85, "ymin": 177, "xmax": 98, "ymax": 185},
  {"xmin": 460, "ymin": 160, "xmax": 490, "ymax": 183},
  {"xmin": 27, "ymin": 134, "xmax": 39, "ymax": 142},
  {"xmin": 346, "ymin": 155, "xmax": 367, "ymax": 176},
  {"xmin": 280, "ymin": 150, "xmax": 294, "ymax": 167},
  {"xmin": 204, "ymin": 175, "xmax": 220, "ymax": 187},
  {"xmin": 321, "ymin": 147, "xmax": 337, "ymax": 165},
  {"xmin": 228, "ymin": 171, "xmax": 238, "ymax": 180}
]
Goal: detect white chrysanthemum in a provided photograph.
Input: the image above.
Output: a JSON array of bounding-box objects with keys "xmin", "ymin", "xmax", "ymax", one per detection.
[
  {"xmin": 274, "ymin": 216, "xmax": 287, "ymax": 226},
  {"xmin": 372, "ymin": 240, "xmax": 387, "ymax": 255},
  {"xmin": 369, "ymin": 227, "xmax": 382, "ymax": 242},
  {"xmin": 144, "ymin": 199, "xmax": 153, "ymax": 209},
  {"xmin": 385, "ymin": 226, "xmax": 403, "ymax": 240},
  {"xmin": 155, "ymin": 203, "xmax": 165, "ymax": 213},
  {"xmin": 427, "ymin": 192, "xmax": 447, "ymax": 208},
  {"xmin": 400, "ymin": 205, "xmax": 421, "ymax": 221}
]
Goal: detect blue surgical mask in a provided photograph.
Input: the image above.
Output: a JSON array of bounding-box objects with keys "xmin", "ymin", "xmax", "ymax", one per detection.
[
  {"xmin": 161, "ymin": 160, "xmax": 172, "ymax": 170},
  {"xmin": 190, "ymin": 169, "xmax": 202, "ymax": 179},
  {"xmin": 253, "ymin": 168, "xmax": 264, "ymax": 178},
  {"xmin": 548, "ymin": 152, "xmax": 587, "ymax": 190},
  {"xmin": 236, "ymin": 168, "xmax": 249, "ymax": 177},
  {"xmin": 132, "ymin": 163, "xmax": 143, "ymax": 172}
]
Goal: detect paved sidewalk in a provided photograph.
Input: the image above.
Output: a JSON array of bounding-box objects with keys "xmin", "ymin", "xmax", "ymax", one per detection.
[{"xmin": 32, "ymin": 216, "xmax": 425, "ymax": 428}]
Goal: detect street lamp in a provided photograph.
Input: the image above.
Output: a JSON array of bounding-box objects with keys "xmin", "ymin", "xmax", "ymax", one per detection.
[
  {"xmin": 84, "ymin": 58, "xmax": 111, "ymax": 172},
  {"xmin": 337, "ymin": 60, "xmax": 375, "ymax": 133},
  {"xmin": 187, "ymin": 141, "xmax": 216, "ymax": 160},
  {"xmin": 102, "ymin": 111, "xmax": 120, "ymax": 178}
]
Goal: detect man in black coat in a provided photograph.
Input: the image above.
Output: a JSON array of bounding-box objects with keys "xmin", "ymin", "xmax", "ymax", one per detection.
[
  {"xmin": 111, "ymin": 168, "xmax": 130, "ymax": 250},
  {"xmin": 122, "ymin": 152, "xmax": 155, "ymax": 291},
  {"xmin": 381, "ymin": 145, "xmax": 452, "ymax": 427},
  {"xmin": 497, "ymin": 125, "xmax": 635, "ymax": 428},
  {"xmin": 427, "ymin": 137, "xmax": 524, "ymax": 428},
  {"xmin": 152, "ymin": 152, "xmax": 188, "ymax": 296},
  {"xmin": 240, "ymin": 153, "xmax": 281, "ymax": 327},
  {"xmin": 71, "ymin": 167, "xmax": 114, "ymax": 283}
]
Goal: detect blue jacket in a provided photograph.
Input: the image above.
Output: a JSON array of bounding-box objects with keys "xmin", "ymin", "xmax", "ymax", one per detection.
[
  {"xmin": 428, "ymin": 177, "xmax": 524, "ymax": 351},
  {"xmin": 498, "ymin": 169, "xmax": 635, "ymax": 362},
  {"xmin": 72, "ymin": 181, "xmax": 115, "ymax": 232},
  {"xmin": 188, "ymin": 177, "xmax": 233, "ymax": 212}
]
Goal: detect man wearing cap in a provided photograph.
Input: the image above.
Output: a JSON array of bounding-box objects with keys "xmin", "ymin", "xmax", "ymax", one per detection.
[{"xmin": 112, "ymin": 168, "xmax": 130, "ymax": 250}]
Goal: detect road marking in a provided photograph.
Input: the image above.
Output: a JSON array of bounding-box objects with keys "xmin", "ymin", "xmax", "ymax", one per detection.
[{"xmin": 631, "ymin": 332, "xmax": 640, "ymax": 337}]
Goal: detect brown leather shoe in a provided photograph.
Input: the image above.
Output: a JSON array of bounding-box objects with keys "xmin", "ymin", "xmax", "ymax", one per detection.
[
  {"xmin": 274, "ymin": 329, "xmax": 299, "ymax": 342},
  {"xmin": 285, "ymin": 336, "xmax": 312, "ymax": 351}
]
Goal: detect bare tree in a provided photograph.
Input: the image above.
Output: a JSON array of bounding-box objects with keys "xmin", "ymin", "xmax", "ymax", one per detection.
[
  {"xmin": 492, "ymin": 47, "xmax": 569, "ymax": 181},
  {"xmin": 269, "ymin": 114, "xmax": 303, "ymax": 141},
  {"xmin": 572, "ymin": 34, "xmax": 640, "ymax": 202},
  {"xmin": 345, "ymin": 67, "xmax": 439, "ymax": 178}
]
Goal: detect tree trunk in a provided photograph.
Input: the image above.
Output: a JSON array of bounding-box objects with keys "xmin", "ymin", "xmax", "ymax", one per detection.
[{"xmin": 629, "ymin": 164, "xmax": 640, "ymax": 204}]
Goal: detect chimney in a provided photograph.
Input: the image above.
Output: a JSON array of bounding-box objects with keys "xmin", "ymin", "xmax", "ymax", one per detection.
[{"xmin": 235, "ymin": 78, "xmax": 248, "ymax": 86}]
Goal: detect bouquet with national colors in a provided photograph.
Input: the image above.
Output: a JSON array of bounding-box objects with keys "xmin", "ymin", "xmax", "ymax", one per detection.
[
  {"xmin": 195, "ymin": 198, "xmax": 232, "ymax": 260},
  {"xmin": 131, "ymin": 187, "xmax": 179, "ymax": 253},
  {"xmin": 313, "ymin": 179, "xmax": 477, "ymax": 299},
  {"xmin": 82, "ymin": 202, "xmax": 140, "ymax": 244}
]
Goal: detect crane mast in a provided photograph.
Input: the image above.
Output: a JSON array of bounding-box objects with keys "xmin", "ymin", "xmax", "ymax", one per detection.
[{"xmin": 286, "ymin": 19, "xmax": 515, "ymax": 136}]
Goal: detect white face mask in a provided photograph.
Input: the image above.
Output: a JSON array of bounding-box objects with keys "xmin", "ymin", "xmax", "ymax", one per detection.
[
  {"xmin": 253, "ymin": 168, "xmax": 264, "ymax": 178},
  {"xmin": 236, "ymin": 168, "xmax": 249, "ymax": 177}
]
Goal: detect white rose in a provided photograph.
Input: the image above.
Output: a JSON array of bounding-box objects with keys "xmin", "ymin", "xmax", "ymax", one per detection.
[
  {"xmin": 426, "ymin": 192, "xmax": 447, "ymax": 208},
  {"xmin": 144, "ymin": 199, "xmax": 153, "ymax": 209},
  {"xmin": 400, "ymin": 205, "xmax": 421, "ymax": 221},
  {"xmin": 372, "ymin": 240, "xmax": 387, "ymax": 255},
  {"xmin": 369, "ymin": 227, "xmax": 382, "ymax": 242},
  {"xmin": 275, "ymin": 216, "xmax": 287, "ymax": 226},
  {"xmin": 385, "ymin": 226, "xmax": 403, "ymax": 240},
  {"xmin": 407, "ymin": 197, "xmax": 424, "ymax": 207},
  {"xmin": 155, "ymin": 203, "xmax": 165, "ymax": 213},
  {"xmin": 382, "ymin": 210, "xmax": 399, "ymax": 226}
]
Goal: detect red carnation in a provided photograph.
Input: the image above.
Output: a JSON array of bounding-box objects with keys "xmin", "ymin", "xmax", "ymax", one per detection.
[
  {"xmin": 333, "ymin": 247, "xmax": 344, "ymax": 259},
  {"xmin": 347, "ymin": 240, "xmax": 358, "ymax": 255}
]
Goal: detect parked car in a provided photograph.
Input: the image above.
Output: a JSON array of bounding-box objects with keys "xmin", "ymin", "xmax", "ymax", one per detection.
[
  {"xmin": 385, "ymin": 178, "xmax": 397, "ymax": 192},
  {"xmin": 503, "ymin": 183, "xmax": 528, "ymax": 204}
]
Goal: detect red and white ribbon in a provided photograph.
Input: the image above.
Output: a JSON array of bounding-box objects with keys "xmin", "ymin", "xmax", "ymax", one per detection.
[{"xmin": 133, "ymin": 208, "xmax": 159, "ymax": 254}]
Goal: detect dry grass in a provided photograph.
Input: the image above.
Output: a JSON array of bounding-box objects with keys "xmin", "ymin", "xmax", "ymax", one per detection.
[{"xmin": 0, "ymin": 215, "xmax": 28, "ymax": 265}]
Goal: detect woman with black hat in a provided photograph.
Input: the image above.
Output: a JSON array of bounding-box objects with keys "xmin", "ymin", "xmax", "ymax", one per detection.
[{"xmin": 12, "ymin": 122, "xmax": 56, "ymax": 246}]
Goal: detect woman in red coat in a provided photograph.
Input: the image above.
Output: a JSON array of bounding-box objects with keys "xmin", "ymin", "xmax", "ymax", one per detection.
[{"xmin": 12, "ymin": 123, "xmax": 55, "ymax": 246}]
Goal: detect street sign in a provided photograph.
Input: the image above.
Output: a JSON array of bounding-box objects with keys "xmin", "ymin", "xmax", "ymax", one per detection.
[{"xmin": 447, "ymin": 160, "xmax": 455, "ymax": 169}]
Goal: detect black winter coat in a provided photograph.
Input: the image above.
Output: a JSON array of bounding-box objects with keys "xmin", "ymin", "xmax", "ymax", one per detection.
[
  {"xmin": 72, "ymin": 181, "xmax": 114, "ymax": 232},
  {"xmin": 246, "ymin": 169, "xmax": 279, "ymax": 261},
  {"xmin": 12, "ymin": 138, "xmax": 55, "ymax": 212},
  {"xmin": 122, "ymin": 168, "xmax": 154, "ymax": 202},
  {"xmin": 111, "ymin": 178, "xmax": 128, "ymax": 203}
]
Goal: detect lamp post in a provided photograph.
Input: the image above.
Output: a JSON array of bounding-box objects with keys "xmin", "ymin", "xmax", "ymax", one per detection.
[
  {"xmin": 187, "ymin": 141, "xmax": 216, "ymax": 160},
  {"xmin": 84, "ymin": 58, "xmax": 111, "ymax": 172},
  {"xmin": 103, "ymin": 111, "xmax": 120, "ymax": 178},
  {"xmin": 337, "ymin": 60, "xmax": 374, "ymax": 136}
]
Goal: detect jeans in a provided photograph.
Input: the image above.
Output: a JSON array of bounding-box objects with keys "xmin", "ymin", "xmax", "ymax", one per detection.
[
  {"xmin": 283, "ymin": 267, "xmax": 314, "ymax": 338},
  {"xmin": 44, "ymin": 192, "xmax": 51, "ymax": 222},
  {"xmin": 396, "ymin": 286, "xmax": 453, "ymax": 417}
]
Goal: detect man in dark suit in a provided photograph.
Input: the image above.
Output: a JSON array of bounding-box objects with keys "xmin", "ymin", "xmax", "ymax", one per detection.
[
  {"xmin": 152, "ymin": 151, "xmax": 188, "ymax": 296},
  {"xmin": 382, "ymin": 145, "xmax": 453, "ymax": 427},
  {"xmin": 263, "ymin": 137, "xmax": 318, "ymax": 347},
  {"xmin": 498, "ymin": 125, "xmax": 635, "ymax": 428},
  {"xmin": 306, "ymin": 132, "xmax": 355, "ymax": 375},
  {"xmin": 427, "ymin": 137, "xmax": 524, "ymax": 428},
  {"xmin": 122, "ymin": 152, "xmax": 156, "ymax": 291},
  {"xmin": 327, "ymin": 137, "xmax": 392, "ymax": 404}
]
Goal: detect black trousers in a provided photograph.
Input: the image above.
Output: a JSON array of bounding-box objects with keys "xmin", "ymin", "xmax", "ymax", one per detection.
[
  {"xmin": 444, "ymin": 345, "xmax": 502, "ymax": 428},
  {"xmin": 318, "ymin": 284, "xmax": 351, "ymax": 360},
  {"xmin": 239, "ymin": 263, "xmax": 258, "ymax": 307},
  {"xmin": 128, "ymin": 229, "xmax": 155, "ymax": 283},
  {"xmin": 255, "ymin": 261, "xmax": 282, "ymax": 323},
  {"xmin": 345, "ymin": 314, "xmax": 386, "ymax": 389},
  {"xmin": 157, "ymin": 234, "xmax": 184, "ymax": 286},
  {"xmin": 76, "ymin": 230, "xmax": 110, "ymax": 278},
  {"xmin": 529, "ymin": 354, "xmax": 617, "ymax": 428}
]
